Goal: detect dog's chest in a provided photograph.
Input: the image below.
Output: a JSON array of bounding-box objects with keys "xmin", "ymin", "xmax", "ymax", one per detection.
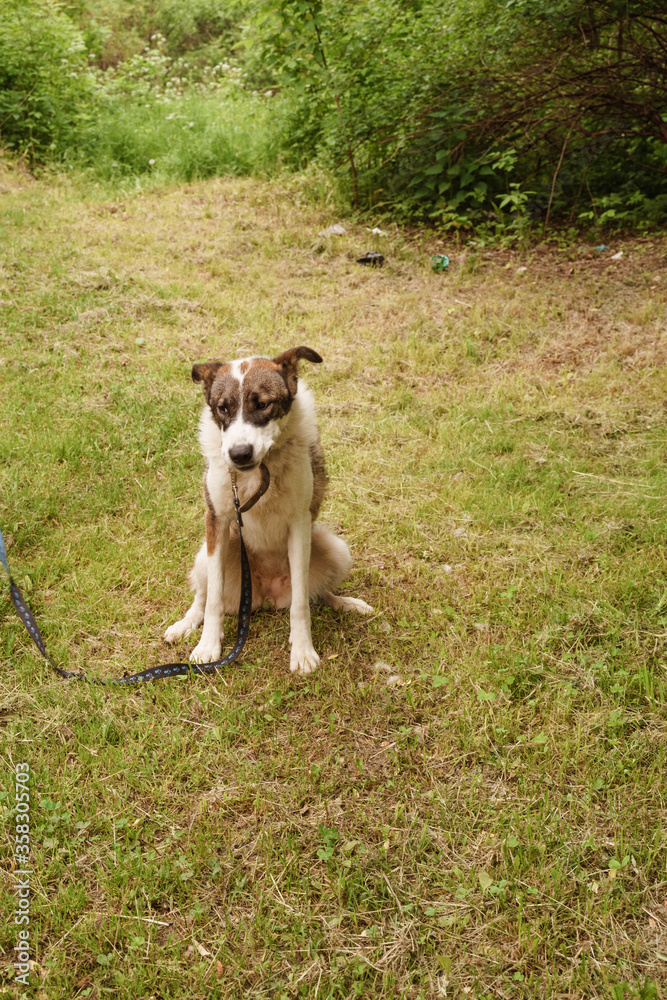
[{"xmin": 237, "ymin": 505, "xmax": 291, "ymax": 557}]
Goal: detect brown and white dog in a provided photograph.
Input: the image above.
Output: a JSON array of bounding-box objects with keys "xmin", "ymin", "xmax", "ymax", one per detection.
[{"xmin": 165, "ymin": 346, "xmax": 372, "ymax": 674}]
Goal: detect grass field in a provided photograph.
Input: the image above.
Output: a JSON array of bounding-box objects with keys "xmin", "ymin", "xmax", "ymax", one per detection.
[{"xmin": 1, "ymin": 158, "xmax": 667, "ymax": 999}]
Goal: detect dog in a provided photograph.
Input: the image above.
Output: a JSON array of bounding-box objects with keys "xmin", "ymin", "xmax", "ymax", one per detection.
[{"xmin": 165, "ymin": 346, "xmax": 373, "ymax": 674}]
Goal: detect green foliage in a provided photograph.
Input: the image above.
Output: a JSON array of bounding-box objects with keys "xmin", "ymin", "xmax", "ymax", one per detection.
[
  {"xmin": 0, "ymin": 0, "xmax": 274, "ymax": 183},
  {"xmin": 250, "ymin": 0, "xmax": 667, "ymax": 228},
  {"xmin": 64, "ymin": 0, "xmax": 253, "ymax": 66},
  {"xmin": 155, "ymin": 0, "xmax": 250, "ymax": 60},
  {"xmin": 67, "ymin": 32, "xmax": 279, "ymax": 182},
  {"xmin": 88, "ymin": 29, "xmax": 249, "ymax": 101},
  {"xmin": 70, "ymin": 89, "xmax": 278, "ymax": 182},
  {"xmin": 249, "ymin": 0, "xmax": 450, "ymax": 207},
  {"xmin": 0, "ymin": 0, "xmax": 94, "ymax": 162},
  {"xmin": 2, "ymin": 0, "xmax": 666, "ymax": 228},
  {"xmin": 0, "ymin": 6, "xmax": 278, "ymax": 186}
]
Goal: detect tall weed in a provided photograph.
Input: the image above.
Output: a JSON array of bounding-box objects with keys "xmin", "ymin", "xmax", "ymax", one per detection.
[{"xmin": 70, "ymin": 91, "xmax": 280, "ymax": 182}]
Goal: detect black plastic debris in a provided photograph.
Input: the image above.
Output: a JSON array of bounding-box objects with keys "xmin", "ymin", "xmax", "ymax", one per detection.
[{"xmin": 356, "ymin": 252, "xmax": 384, "ymax": 267}]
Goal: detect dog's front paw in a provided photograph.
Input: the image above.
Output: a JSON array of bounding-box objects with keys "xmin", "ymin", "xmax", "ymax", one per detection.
[
  {"xmin": 165, "ymin": 618, "xmax": 196, "ymax": 644},
  {"xmin": 290, "ymin": 642, "xmax": 320, "ymax": 676},
  {"xmin": 190, "ymin": 635, "xmax": 223, "ymax": 664}
]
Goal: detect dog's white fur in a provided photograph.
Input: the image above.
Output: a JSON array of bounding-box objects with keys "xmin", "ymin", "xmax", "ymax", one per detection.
[{"xmin": 165, "ymin": 350, "xmax": 372, "ymax": 674}]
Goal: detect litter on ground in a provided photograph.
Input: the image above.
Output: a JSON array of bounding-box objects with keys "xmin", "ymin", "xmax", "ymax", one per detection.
[{"xmin": 318, "ymin": 224, "xmax": 347, "ymax": 237}]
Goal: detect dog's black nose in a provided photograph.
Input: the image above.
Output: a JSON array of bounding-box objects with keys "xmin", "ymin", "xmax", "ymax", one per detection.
[{"xmin": 229, "ymin": 443, "xmax": 254, "ymax": 466}]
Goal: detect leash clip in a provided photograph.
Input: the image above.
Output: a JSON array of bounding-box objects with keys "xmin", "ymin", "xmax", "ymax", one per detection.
[{"xmin": 230, "ymin": 470, "xmax": 243, "ymax": 528}]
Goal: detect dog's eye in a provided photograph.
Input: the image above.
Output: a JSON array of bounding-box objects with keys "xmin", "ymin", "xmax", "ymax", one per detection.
[
  {"xmin": 218, "ymin": 403, "xmax": 229, "ymax": 416},
  {"xmin": 256, "ymin": 400, "xmax": 271, "ymax": 411}
]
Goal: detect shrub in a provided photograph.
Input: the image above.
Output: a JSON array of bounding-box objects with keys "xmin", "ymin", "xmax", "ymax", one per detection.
[
  {"xmin": 0, "ymin": 0, "xmax": 95, "ymax": 162},
  {"xmin": 251, "ymin": 0, "xmax": 667, "ymax": 228}
]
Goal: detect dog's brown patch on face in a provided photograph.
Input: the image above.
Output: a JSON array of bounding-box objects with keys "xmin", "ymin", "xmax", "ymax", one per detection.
[
  {"xmin": 242, "ymin": 359, "xmax": 294, "ymax": 426},
  {"xmin": 207, "ymin": 371, "xmax": 241, "ymax": 430},
  {"xmin": 192, "ymin": 360, "xmax": 229, "ymax": 394},
  {"xmin": 309, "ymin": 438, "xmax": 327, "ymax": 518},
  {"xmin": 193, "ymin": 349, "xmax": 322, "ymax": 429},
  {"xmin": 193, "ymin": 361, "xmax": 243, "ymax": 429}
]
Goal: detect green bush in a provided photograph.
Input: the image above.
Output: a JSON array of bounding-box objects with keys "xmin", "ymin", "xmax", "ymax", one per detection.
[
  {"xmin": 155, "ymin": 0, "xmax": 251, "ymax": 61},
  {"xmin": 3, "ymin": 0, "xmax": 666, "ymax": 230},
  {"xmin": 250, "ymin": 0, "xmax": 667, "ymax": 229},
  {"xmin": 64, "ymin": 0, "xmax": 253, "ymax": 68},
  {"xmin": 0, "ymin": 1, "xmax": 277, "ymax": 185},
  {"xmin": 0, "ymin": 0, "xmax": 95, "ymax": 162}
]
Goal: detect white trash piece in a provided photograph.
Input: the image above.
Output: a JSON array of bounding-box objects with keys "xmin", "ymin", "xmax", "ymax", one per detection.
[{"xmin": 318, "ymin": 224, "xmax": 347, "ymax": 237}]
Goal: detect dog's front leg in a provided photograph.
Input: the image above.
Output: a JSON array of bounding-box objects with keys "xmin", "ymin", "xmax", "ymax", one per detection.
[
  {"xmin": 288, "ymin": 515, "xmax": 320, "ymax": 675},
  {"xmin": 190, "ymin": 509, "xmax": 229, "ymax": 664}
]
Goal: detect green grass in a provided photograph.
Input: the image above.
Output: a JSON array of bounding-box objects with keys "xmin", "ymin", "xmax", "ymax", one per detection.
[
  {"xmin": 1, "ymin": 160, "xmax": 667, "ymax": 999},
  {"xmin": 62, "ymin": 89, "xmax": 281, "ymax": 185}
]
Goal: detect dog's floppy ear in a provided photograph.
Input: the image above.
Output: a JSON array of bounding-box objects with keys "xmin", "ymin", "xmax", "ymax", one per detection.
[
  {"xmin": 192, "ymin": 361, "xmax": 224, "ymax": 398},
  {"xmin": 272, "ymin": 346, "xmax": 322, "ymax": 395}
]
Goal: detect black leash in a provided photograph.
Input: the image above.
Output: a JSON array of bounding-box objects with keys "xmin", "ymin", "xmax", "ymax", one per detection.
[{"xmin": 0, "ymin": 465, "xmax": 270, "ymax": 685}]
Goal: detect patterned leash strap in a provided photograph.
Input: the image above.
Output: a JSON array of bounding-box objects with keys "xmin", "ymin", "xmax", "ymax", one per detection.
[{"xmin": 0, "ymin": 465, "xmax": 270, "ymax": 685}]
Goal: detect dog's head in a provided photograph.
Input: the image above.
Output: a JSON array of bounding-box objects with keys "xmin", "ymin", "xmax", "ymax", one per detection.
[{"xmin": 192, "ymin": 346, "xmax": 322, "ymax": 471}]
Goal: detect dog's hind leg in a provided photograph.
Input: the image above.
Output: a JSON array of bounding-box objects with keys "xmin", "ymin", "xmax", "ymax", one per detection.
[
  {"xmin": 309, "ymin": 525, "xmax": 373, "ymax": 614},
  {"xmin": 164, "ymin": 543, "xmax": 207, "ymax": 643},
  {"xmin": 322, "ymin": 591, "xmax": 374, "ymax": 614}
]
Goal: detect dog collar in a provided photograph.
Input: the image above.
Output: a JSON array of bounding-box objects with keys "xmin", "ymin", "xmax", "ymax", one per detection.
[{"xmin": 231, "ymin": 462, "xmax": 270, "ymax": 516}]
